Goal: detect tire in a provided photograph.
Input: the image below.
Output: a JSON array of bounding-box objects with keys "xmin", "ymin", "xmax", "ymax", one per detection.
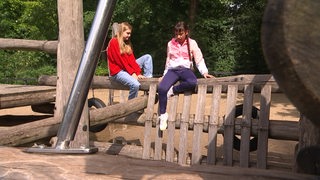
[
  {"xmin": 88, "ymin": 97, "xmax": 107, "ymax": 133},
  {"xmin": 229, "ymin": 104, "xmax": 259, "ymax": 152}
]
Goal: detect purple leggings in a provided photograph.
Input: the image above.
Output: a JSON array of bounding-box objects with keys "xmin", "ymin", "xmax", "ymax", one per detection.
[{"xmin": 158, "ymin": 67, "xmax": 197, "ymax": 114}]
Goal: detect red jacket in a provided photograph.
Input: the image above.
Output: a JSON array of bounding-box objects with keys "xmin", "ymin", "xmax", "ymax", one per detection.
[{"xmin": 106, "ymin": 38, "xmax": 141, "ymax": 76}]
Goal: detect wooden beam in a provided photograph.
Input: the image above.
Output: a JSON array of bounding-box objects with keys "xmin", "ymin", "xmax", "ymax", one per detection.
[
  {"xmin": 0, "ymin": 84, "xmax": 56, "ymax": 109},
  {"xmin": 38, "ymin": 75, "xmax": 283, "ymax": 93},
  {"xmin": 0, "ymin": 38, "xmax": 57, "ymax": 54}
]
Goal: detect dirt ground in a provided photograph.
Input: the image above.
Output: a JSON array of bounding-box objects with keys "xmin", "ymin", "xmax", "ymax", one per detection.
[{"xmin": 0, "ymin": 89, "xmax": 301, "ymax": 172}]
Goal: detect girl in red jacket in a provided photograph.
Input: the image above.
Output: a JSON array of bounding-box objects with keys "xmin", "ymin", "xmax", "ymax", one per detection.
[{"xmin": 107, "ymin": 22, "xmax": 153, "ymax": 99}]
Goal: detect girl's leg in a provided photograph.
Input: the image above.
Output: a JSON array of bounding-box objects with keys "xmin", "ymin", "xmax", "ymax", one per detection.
[
  {"xmin": 173, "ymin": 68, "xmax": 197, "ymax": 93},
  {"xmin": 136, "ymin": 54, "xmax": 153, "ymax": 78},
  {"xmin": 157, "ymin": 70, "xmax": 179, "ymax": 114},
  {"xmin": 111, "ymin": 70, "xmax": 140, "ymax": 100}
]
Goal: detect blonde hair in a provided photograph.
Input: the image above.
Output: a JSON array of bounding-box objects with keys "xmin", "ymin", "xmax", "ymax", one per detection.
[{"xmin": 116, "ymin": 22, "xmax": 133, "ymax": 54}]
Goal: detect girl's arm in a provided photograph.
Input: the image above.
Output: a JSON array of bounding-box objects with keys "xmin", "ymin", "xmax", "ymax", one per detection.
[{"xmin": 191, "ymin": 39, "xmax": 215, "ymax": 78}]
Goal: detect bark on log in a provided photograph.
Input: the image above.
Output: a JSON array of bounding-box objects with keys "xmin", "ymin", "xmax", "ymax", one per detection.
[
  {"xmin": 0, "ymin": 95, "xmax": 148, "ymax": 146},
  {"xmin": 0, "ymin": 38, "xmax": 57, "ymax": 54}
]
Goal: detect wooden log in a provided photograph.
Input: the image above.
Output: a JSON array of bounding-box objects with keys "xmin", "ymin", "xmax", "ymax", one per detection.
[
  {"xmin": 0, "ymin": 38, "xmax": 57, "ymax": 54},
  {"xmin": 38, "ymin": 75, "xmax": 283, "ymax": 93},
  {"xmin": 262, "ymin": 0, "xmax": 320, "ymax": 126},
  {"xmin": 0, "ymin": 84, "xmax": 56, "ymax": 109},
  {"xmin": 0, "ymin": 95, "xmax": 148, "ymax": 146}
]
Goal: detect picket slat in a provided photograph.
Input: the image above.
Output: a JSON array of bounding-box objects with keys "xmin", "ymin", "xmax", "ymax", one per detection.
[
  {"xmin": 223, "ymin": 85, "xmax": 238, "ymax": 166},
  {"xmin": 191, "ymin": 84, "xmax": 207, "ymax": 164},
  {"xmin": 257, "ymin": 84, "xmax": 272, "ymax": 169},
  {"xmin": 142, "ymin": 84, "xmax": 157, "ymax": 159},
  {"xmin": 178, "ymin": 92, "xmax": 192, "ymax": 165},
  {"xmin": 166, "ymin": 95, "xmax": 179, "ymax": 162},
  {"xmin": 239, "ymin": 84, "xmax": 254, "ymax": 167},
  {"xmin": 207, "ymin": 85, "xmax": 222, "ymax": 164}
]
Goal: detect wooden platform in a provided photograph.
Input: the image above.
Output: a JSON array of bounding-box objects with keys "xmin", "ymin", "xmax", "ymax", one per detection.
[
  {"xmin": 0, "ymin": 146, "xmax": 317, "ymax": 180},
  {"xmin": 0, "ymin": 84, "xmax": 56, "ymax": 109}
]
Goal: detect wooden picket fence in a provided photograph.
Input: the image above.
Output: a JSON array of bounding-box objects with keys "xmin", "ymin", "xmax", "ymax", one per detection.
[{"xmin": 107, "ymin": 74, "xmax": 283, "ymax": 169}]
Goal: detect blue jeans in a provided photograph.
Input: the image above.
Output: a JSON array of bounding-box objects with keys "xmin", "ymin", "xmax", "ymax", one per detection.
[
  {"xmin": 136, "ymin": 54, "xmax": 153, "ymax": 78},
  {"xmin": 158, "ymin": 67, "xmax": 197, "ymax": 114},
  {"xmin": 111, "ymin": 54, "xmax": 153, "ymax": 100}
]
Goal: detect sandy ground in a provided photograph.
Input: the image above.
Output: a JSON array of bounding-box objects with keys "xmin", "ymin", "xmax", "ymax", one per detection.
[{"xmin": 0, "ymin": 89, "xmax": 301, "ymax": 172}]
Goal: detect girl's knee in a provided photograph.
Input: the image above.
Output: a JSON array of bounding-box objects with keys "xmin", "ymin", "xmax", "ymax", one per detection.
[
  {"xmin": 145, "ymin": 54, "xmax": 152, "ymax": 61},
  {"xmin": 130, "ymin": 81, "xmax": 140, "ymax": 90},
  {"xmin": 157, "ymin": 86, "xmax": 167, "ymax": 95},
  {"xmin": 188, "ymin": 79, "xmax": 197, "ymax": 87}
]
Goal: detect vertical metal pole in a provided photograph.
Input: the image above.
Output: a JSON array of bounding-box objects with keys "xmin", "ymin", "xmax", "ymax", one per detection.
[{"xmin": 55, "ymin": 0, "xmax": 117, "ymax": 149}]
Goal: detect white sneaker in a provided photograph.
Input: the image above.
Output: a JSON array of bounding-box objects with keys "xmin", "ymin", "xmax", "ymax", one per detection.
[
  {"xmin": 159, "ymin": 112, "xmax": 168, "ymax": 131},
  {"xmin": 167, "ymin": 86, "xmax": 174, "ymax": 99}
]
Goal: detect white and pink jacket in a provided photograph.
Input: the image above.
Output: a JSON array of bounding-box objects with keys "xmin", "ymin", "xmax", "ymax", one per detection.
[{"xmin": 163, "ymin": 37, "xmax": 209, "ymax": 75}]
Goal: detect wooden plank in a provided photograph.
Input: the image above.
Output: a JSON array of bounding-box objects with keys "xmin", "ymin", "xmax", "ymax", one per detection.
[
  {"xmin": 0, "ymin": 146, "xmax": 317, "ymax": 180},
  {"xmin": 257, "ymin": 84, "xmax": 272, "ymax": 169},
  {"xmin": 240, "ymin": 84, "xmax": 254, "ymax": 167},
  {"xmin": 191, "ymin": 84, "xmax": 207, "ymax": 164},
  {"xmin": 223, "ymin": 85, "xmax": 238, "ymax": 166},
  {"xmin": 166, "ymin": 94, "xmax": 179, "ymax": 162},
  {"xmin": 0, "ymin": 84, "xmax": 56, "ymax": 109},
  {"xmin": 207, "ymin": 85, "xmax": 222, "ymax": 164},
  {"xmin": 142, "ymin": 83, "xmax": 157, "ymax": 159},
  {"xmin": 178, "ymin": 92, "xmax": 192, "ymax": 165}
]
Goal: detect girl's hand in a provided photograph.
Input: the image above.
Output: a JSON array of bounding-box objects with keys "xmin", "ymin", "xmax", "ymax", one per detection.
[
  {"xmin": 137, "ymin": 74, "xmax": 146, "ymax": 79},
  {"xmin": 132, "ymin": 73, "xmax": 138, "ymax": 80},
  {"xmin": 158, "ymin": 76, "xmax": 163, "ymax": 82},
  {"xmin": 203, "ymin": 73, "xmax": 215, "ymax": 79}
]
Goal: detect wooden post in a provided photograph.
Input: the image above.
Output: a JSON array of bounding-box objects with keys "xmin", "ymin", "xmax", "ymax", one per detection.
[
  {"xmin": 56, "ymin": 0, "xmax": 89, "ymax": 148},
  {"xmin": 295, "ymin": 115, "xmax": 320, "ymax": 174}
]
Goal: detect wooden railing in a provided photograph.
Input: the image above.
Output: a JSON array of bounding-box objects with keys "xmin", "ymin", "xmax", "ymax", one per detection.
[
  {"xmin": 36, "ymin": 74, "xmax": 298, "ymax": 169},
  {"xmin": 137, "ymin": 74, "xmax": 277, "ymax": 169}
]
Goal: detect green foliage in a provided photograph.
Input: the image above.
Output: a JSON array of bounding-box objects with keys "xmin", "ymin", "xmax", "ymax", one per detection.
[
  {"xmin": 0, "ymin": 0, "xmax": 269, "ymax": 84},
  {"xmin": 0, "ymin": 0, "xmax": 57, "ymax": 84},
  {"xmin": 0, "ymin": 50, "xmax": 56, "ymax": 84}
]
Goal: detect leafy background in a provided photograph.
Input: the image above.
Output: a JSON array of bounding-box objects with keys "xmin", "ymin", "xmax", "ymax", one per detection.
[{"xmin": 0, "ymin": 0, "xmax": 268, "ymax": 84}]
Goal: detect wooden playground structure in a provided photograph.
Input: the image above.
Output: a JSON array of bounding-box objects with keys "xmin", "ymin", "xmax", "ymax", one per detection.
[{"xmin": 0, "ymin": 0, "xmax": 320, "ymax": 179}]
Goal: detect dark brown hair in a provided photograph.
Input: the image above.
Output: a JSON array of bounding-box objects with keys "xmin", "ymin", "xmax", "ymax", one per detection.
[{"xmin": 174, "ymin": 21, "xmax": 189, "ymax": 34}]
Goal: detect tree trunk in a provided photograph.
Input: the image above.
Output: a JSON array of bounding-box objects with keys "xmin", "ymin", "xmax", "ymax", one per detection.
[{"xmin": 189, "ymin": 0, "xmax": 198, "ymax": 29}]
